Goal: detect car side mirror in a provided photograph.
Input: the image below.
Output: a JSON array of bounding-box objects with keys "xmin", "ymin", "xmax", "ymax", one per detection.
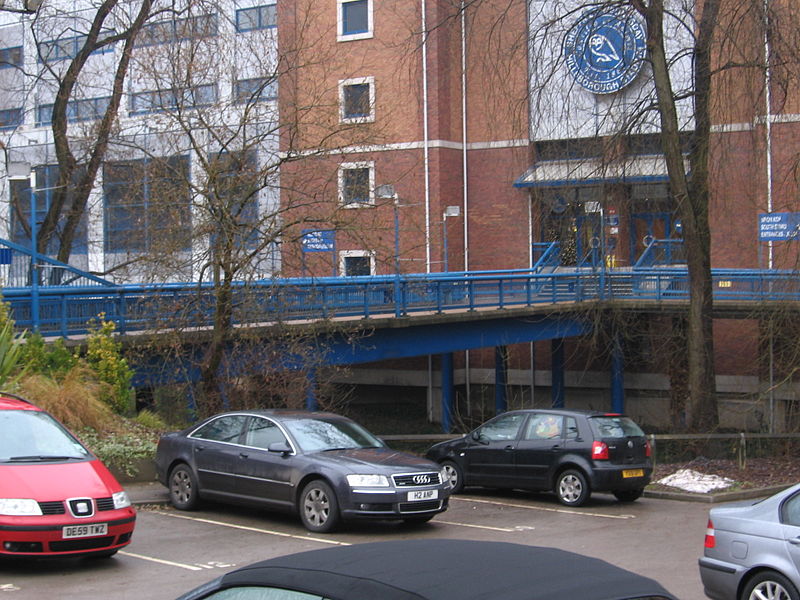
[
  {"xmin": 268, "ymin": 441, "xmax": 292, "ymax": 455},
  {"xmin": 471, "ymin": 430, "xmax": 488, "ymax": 444}
]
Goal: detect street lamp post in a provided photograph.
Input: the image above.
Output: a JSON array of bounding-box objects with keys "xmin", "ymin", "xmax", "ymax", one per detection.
[
  {"xmin": 7, "ymin": 161, "xmax": 38, "ymax": 331},
  {"xmin": 442, "ymin": 205, "xmax": 460, "ymax": 272},
  {"xmin": 376, "ymin": 184, "xmax": 402, "ymax": 317}
]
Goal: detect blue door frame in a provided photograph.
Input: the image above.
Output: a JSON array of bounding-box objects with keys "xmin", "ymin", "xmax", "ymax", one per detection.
[{"xmin": 630, "ymin": 212, "xmax": 673, "ymax": 264}]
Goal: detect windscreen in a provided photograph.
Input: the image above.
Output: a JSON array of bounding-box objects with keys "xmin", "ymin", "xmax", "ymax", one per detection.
[
  {"xmin": 282, "ymin": 418, "xmax": 384, "ymax": 453},
  {"xmin": 0, "ymin": 409, "xmax": 91, "ymax": 461},
  {"xmin": 589, "ymin": 415, "xmax": 645, "ymax": 439}
]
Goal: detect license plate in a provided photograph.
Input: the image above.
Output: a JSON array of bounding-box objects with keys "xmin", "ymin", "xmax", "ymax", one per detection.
[
  {"xmin": 622, "ymin": 469, "xmax": 644, "ymax": 479},
  {"xmin": 407, "ymin": 489, "xmax": 438, "ymax": 501},
  {"xmin": 62, "ymin": 523, "xmax": 108, "ymax": 539}
]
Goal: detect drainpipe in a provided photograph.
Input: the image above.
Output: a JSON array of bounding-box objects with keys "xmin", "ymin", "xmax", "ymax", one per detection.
[
  {"xmin": 460, "ymin": 0, "xmax": 471, "ymax": 413},
  {"xmin": 421, "ymin": 0, "xmax": 432, "ymax": 272}
]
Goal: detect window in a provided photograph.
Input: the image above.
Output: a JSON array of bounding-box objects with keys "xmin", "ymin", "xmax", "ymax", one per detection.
[
  {"xmin": 235, "ymin": 4, "xmax": 277, "ymax": 32},
  {"xmin": 0, "ymin": 46, "xmax": 22, "ymax": 69},
  {"xmin": 340, "ymin": 251, "xmax": 374, "ymax": 276},
  {"xmin": 338, "ymin": 162, "xmax": 373, "ymax": 207},
  {"xmin": 234, "ymin": 77, "xmax": 277, "ymax": 103},
  {"xmin": 339, "ymin": 77, "xmax": 374, "ymax": 122},
  {"xmin": 524, "ymin": 414, "xmax": 563, "ymax": 440},
  {"xmin": 36, "ymin": 97, "xmax": 111, "ymax": 126},
  {"xmin": 130, "ymin": 84, "xmax": 217, "ymax": 115},
  {"xmin": 244, "ymin": 418, "xmax": 287, "ymax": 450},
  {"xmin": 207, "ymin": 151, "xmax": 260, "ymax": 250},
  {"xmin": 338, "ymin": 0, "xmax": 371, "ymax": 40},
  {"xmin": 478, "ymin": 413, "xmax": 526, "ymax": 442},
  {"xmin": 782, "ymin": 491, "xmax": 800, "ymax": 527},
  {"xmin": 9, "ymin": 164, "xmax": 89, "ymax": 254},
  {"xmin": 38, "ymin": 34, "xmax": 114, "ymax": 63},
  {"xmin": 103, "ymin": 155, "xmax": 191, "ymax": 254},
  {"xmin": 0, "ymin": 107, "xmax": 22, "ymax": 130},
  {"xmin": 191, "ymin": 415, "xmax": 246, "ymax": 443},
  {"xmin": 137, "ymin": 14, "xmax": 218, "ymax": 47}
]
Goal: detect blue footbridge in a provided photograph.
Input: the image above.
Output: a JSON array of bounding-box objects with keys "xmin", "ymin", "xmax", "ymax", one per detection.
[{"xmin": 1, "ymin": 238, "xmax": 798, "ymax": 429}]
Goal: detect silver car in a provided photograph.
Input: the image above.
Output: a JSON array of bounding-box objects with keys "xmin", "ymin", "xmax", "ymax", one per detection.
[{"xmin": 699, "ymin": 482, "xmax": 800, "ymax": 600}]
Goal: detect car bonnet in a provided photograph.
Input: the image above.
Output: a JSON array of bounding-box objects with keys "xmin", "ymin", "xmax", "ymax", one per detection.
[{"xmin": 0, "ymin": 459, "xmax": 123, "ymax": 500}]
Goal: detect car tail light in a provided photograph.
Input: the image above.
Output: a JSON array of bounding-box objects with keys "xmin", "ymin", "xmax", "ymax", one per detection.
[
  {"xmin": 645, "ymin": 439, "xmax": 652, "ymax": 457},
  {"xmin": 591, "ymin": 440, "xmax": 609, "ymax": 460},
  {"xmin": 704, "ymin": 519, "xmax": 715, "ymax": 548}
]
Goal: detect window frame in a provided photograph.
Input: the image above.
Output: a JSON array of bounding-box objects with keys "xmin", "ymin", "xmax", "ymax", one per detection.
[
  {"xmin": 37, "ymin": 33, "xmax": 115, "ymax": 63},
  {"xmin": 339, "ymin": 76, "xmax": 375, "ymax": 123},
  {"xmin": 36, "ymin": 96, "xmax": 111, "ymax": 126},
  {"xmin": 233, "ymin": 76, "xmax": 278, "ymax": 104},
  {"xmin": 339, "ymin": 250, "xmax": 375, "ymax": 277},
  {"xmin": 338, "ymin": 161, "xmax": 374, "ymax": 208},
  {"xmin": 337, "ymin": 0, "xmax": 373, "ymax": 42},
  {"xmin": 0, "ymin": 46, "xmax": 23, "ymax": 69},
  {"xmin": 235, "ymin": 3, "xmax": 277, "ymax": 32},
  {"xmin": 129, "ymin": 84, "xmax": 218, "ymax": 115},
  {"xmin": 0, "ymin": 107, "xmax": 23, "ymax": 130},
  {"xmin": 136, "ymin": 14, "xmax": 218, "ymax": 47}
]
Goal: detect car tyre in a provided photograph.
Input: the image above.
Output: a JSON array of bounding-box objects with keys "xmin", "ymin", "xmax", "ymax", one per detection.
[
  {"xmin": 169, "ymin": 463, "xmax": 200, "ymax": 510},
  {"xmin": 555, "ymin": 469, "xmax": 590, "ymax": 507},
  {"xmin": 442, "ymin": 460, "xmax": 464, "ymax": 493},
  {"xmin": 741, "ymin": 571, "xmax": 800, "ymax": 600},
  {"xmin": 300, "ymin": 480, "xmax": 340, "ymax": 533},
  {"xmin": 613, "ymin": 489, "xmax": 644, "ymax": 503}
]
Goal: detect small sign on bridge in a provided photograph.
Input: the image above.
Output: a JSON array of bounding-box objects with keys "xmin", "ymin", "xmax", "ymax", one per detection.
[
  {"xmin": 758, "ymin": 212, "xmax": 800, "ymax": 241},
  {"xmin": 301, "ymin": 229, "xmax": 336, "ymax": 253}
]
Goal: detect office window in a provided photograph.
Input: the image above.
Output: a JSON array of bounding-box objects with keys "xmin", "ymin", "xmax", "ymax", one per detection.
[
  {"xmin": 9, "ymin": 164, "xmax": 88, "ymax": 254},
  {"xmin": 103, "ymin": 156, "xmax": 191, "ymax": 253},
  {"xmin": 0, "ymin": 107, "xmax": 22, "ymax": 130},
  {"xmin": 339, "ymin": 77, "xmax": 374, "ymax": 123},
  {"xmin": 0, "ymin": 46, "xmax": 22, "ymax": 69},
  {"xmin": 338, "ymin": 0, "xmax": 372, "ymax": 41},
  {"xmin": 36, "ymin": 97, "xmax": 111, "ymax": 126},
  {"xmin": 38, "ymin": 34, "xmax": 114, "ymax": 63},
  {"xmin": 340, "ymin": 251, "xmax": 374, "ymax": 276},
  {"xmin": 207, "ymin": 151, "xmax": 260, "ymax": 250},
  {"xmin": 339, "ymin": 162, "xmax": 373, "ymax": 207},
  {"xmin": 137, "ymin": 14, "xmax": 218, "ymax": 47},
  {"xmin": 130, "ymin": 84, "xmax": 217, "ymax": 115},
  {"xmin": 236, "ymin": 4, "xmax": 276, "ymax": 32},
  {"xmin": 234, "ymin": 77, "xmax": 277, "ymax": 103}
]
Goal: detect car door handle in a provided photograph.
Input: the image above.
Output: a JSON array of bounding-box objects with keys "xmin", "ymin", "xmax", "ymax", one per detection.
[
  {"xmin": 550, "ymin": 445, "xmax": 561, "ymax": 451},
  {"xmin": 239, "ymin": 453, "xmax": 249, "ymax": 459},
  {"xmin": 789, "ymin": 537, "xmax": 800, "ymax": 545},
  {"xmin": 504, "ymin": 445, "xmax": 514, "ymax": 451},
  {"xmin": 194, "ymin": 446, "xmax": 205, "ymax": 452}
]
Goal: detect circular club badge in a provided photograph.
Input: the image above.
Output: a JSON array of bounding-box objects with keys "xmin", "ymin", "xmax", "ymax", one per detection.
[{"xmin": 563, "ymin": 8, "xmax": 646, "ymax": 95}]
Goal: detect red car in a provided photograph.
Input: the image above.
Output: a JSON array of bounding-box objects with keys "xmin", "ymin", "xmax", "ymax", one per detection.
[{"xmin": 0, "ymin": 394, "xmax": 136, "ymax": 558}]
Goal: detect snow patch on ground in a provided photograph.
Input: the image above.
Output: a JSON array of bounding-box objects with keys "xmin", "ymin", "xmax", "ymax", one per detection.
[{"xmin": 657, "ymin": 468, "xmax": 735, "ymax": 493}]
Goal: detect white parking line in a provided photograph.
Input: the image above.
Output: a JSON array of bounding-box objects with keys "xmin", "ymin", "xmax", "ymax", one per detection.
[
  {"xmin": 453, "ymin": 496, "xmax": 635, "ymax": 519},
  {"xmin": 120, "ymin": 551, "xmax": 205, "ymax": 571},
  {"xmin": 436, "ymin": 520, "xmax": 517, "ymax": 532},
  {"xmin": 151, "ymin": 510, "xmax": 351, "ymax": 546}
]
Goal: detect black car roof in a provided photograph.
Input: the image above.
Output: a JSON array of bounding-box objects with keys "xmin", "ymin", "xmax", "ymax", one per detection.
[
  {"xmin": 212, "ymin": 539, "xmax": 675, "ymax": 600},
  {"xmin": 503, "ymin": 408, "xmax": 628, "ymax": 418}
]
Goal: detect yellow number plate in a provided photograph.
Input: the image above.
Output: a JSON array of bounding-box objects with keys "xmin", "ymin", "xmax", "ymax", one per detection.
[{"xmin": 622, "ymin": 469, "xmax": 644, "ymax": 478}]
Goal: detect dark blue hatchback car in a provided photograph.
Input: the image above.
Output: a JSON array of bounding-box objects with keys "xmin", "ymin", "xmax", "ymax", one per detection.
[{"xmin": 426, "ymin": 409, "xmax": 652, "ymax": 506}]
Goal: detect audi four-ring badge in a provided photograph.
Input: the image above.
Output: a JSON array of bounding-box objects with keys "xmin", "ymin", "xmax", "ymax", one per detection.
[{"xmin": 155, "ymin": 410, "xmax": 451, "ymax": 533}]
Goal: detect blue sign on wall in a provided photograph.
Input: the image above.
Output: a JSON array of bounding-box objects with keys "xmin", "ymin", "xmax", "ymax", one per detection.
[
  {"xmin": 302, "ymin": 229, "xmax": 336, "ymax": 252},
  {"xmin": 563, "ymin": 7, "xmax": 647, "ymax": 95},
  {"xmin": 0, "ymin": 248, "xmax": 11, "ymax": 265},
  {"xmin": 758, "ymin": 213, "xmax": 800, "ymax": 241}
]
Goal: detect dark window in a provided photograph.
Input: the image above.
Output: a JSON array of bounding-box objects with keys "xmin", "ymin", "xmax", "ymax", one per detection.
[
  {"xmin": 103, "ymin": 155, "xmax": 191, "ymax": 254},
  {"xmin": 9, "ymin": 164, "xmax": 89, "ymax": 254},
  {"xmin": 478, "ymin": 413, "xmax": 526, "ymax": 442},
  {"xmin": 130, "ymin": 85, "xmax": 217, "ymax": 115},
  {"xmin": 207, "ymin": 151, "xmax": 260, "ymax": 250},
  {"xmin": 565, "ymin": 417, "xmax": 579, "ymax": 440},
  {"xmin": 341, "ymin": 0, "xmax": 368, "ymax": 35},
  {"xmin": 38, "ymin": 34, "xmax": 114, "ymax": 63},
  {"xmin": 0, "ymin": 107, "xmax": 22, "ymax": 129},
  {"xmin": 341, "ymin": 167, "xmax": 370, "ymax": 205},
  {"xmin": 524, "ymin": 414, "xmax": 563, "ymax": 440},
  {"xmin": 137, "ymin": 14, "xmax": 218, "ymax": 47},
  {"xmin": 235, "ymin": 4, "xmax": 277, "ymax": 32},
  {"xmin": 233, "ymin": 77, "xmax": 277, "ymax": 103},
  {"xmin": 343, "ymin": 255, "xmax": 371, "ymax": 276},
  {"xmin": 191, "ymin": 416, "xmax": 246, "ymax": 443},
  {"xmin": 589, "ymin": 416, "xmax": 645, "ymax": 439},
  {"xmin": 342, "ymin": 83, "xmax": 370, "ymax": 119},
  {"xmin": 36, "ymin": 97, "xmax": 111, "ymax": 126},
  {"xmin": 782, "ymin": 492, "xmax": 800, "ymax": 527},
  {"xmin": 0, "ymin": 46, "xmax": 23, "ymax": 69}
]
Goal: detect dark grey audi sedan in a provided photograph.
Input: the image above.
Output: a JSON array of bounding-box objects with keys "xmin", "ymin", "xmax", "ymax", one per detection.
[
  {"xmin": 426, "ymin": 409, "xmax": 652, "ymax": 507},
  {"xmin": 155, "ymin": 410, "xmax": 450, "ymax": 532}
]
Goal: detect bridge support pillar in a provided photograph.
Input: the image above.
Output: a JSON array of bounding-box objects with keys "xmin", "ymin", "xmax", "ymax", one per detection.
[
  {"xmin": 611, "ymin": 331, "xmax": 625, "ymax": 413},
  {"xmin": 495, "ymin": 346, "xmax": 508, "ymax": 414},
  {"xmin": 305, "ymin": 369, "xmax": 318, "ymax": 411},
  {"xmin": 551, "ymin": 338, "xmax": 565, "ymax": 408},
  {"xmin": 441, "ymin": 352, "xmax": 454, "ymax": 433}
]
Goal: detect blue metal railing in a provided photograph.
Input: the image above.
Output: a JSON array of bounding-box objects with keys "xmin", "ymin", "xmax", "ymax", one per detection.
[
  {"xmin": 0, "ymin": 238, "xmax": 112, "ymax": 288},
  {"xmin": 2, "ymin": 268, "xmax": 798, "ymax": 337},
  {"xmin": 633, "ymin": 238, "xmax": 686, "ymax": 268}
]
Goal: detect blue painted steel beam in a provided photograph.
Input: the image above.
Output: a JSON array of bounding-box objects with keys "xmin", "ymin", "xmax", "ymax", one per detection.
[
  {"xmin": 551, "ymin": 338, "xmax": 565, "ymax": 408},
  {"xmin": 441, "ymin": 353, "xmax": 454, "ymax": 433},
  {"xmin": 495, "ymin": 346, "xmax": 508, "ymax": 414},
  {"xmin": 611, "ymin": 333, "xmax": 625, "ymax": 413}
]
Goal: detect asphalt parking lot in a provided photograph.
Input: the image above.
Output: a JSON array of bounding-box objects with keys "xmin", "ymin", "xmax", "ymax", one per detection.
[{"xmin": 1, "ymin": 487, "xmax": 714, "ymax": 600}]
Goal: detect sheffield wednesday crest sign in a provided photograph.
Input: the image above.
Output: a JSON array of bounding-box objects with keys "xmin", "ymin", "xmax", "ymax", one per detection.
[{"xmin": 563, "ymin": 7, "xmax": 646, "ymax": 94}]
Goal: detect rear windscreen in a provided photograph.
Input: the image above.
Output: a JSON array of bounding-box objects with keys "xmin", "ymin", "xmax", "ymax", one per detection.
[{"xmin": 589, "ymin": 416, "xmax": 645, "ymax": 439}]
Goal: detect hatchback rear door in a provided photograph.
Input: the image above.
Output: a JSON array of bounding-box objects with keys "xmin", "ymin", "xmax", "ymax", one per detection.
[{"xmin": 588, "ymin": 415, "xmax": 649, "ymax": 467}]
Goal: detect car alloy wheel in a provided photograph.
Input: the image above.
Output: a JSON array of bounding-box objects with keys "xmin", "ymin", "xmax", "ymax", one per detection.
[
  {"xmin": 556, "ymin": 469, "xmax": 590, "ymax": 506},
  {"xmin": 169, "ymin": 464, "xmax": 199, "ymax": 510},
  {"xmin": 742, "ymin": 572, "xmax": 800, "ymax": 600},
  {"xmin": 442, "ymin": 460, "xmax": 464, "ymax": 493},
  {"xmin": 300, "ymin": 480, "xmax": 340, "ymax": 533}
]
